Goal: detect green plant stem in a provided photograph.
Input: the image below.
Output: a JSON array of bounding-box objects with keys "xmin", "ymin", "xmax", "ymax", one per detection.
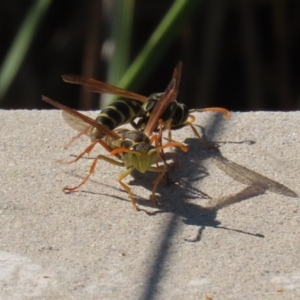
[
  {"xmin": 118, "ymin": 0, "xmax": 201, "ymax": 92},
  {"xmin": 0, "ymin": 0, "xmax": 51, "ymax": 101},
  {"xmin": 102, "ymin": 0, "xmax": 135, "ymax": 107}
]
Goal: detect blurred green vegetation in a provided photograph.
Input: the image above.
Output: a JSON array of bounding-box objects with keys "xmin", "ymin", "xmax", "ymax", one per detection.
[{"xmin": 0, "ymin": 0, "xmax": 300, "ymax": 111}]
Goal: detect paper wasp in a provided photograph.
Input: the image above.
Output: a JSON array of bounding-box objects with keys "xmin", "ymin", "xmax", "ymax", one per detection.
[
  {"xmin": 42, "ymin": 67, "xmax": 188, "ymax": 210},
  {"xmin": 62, "ymin": 61, "xmax": 230, "ymax": 146}
]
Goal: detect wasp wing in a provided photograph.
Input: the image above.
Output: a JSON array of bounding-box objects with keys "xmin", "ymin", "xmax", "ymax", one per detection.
[
  {"xmin": 144, "ymin": 61, "xmax": 182, "ymax": 135},
  {"xmin": 214, "ymin": 155, "xmax": 298, "ymax": 198},
  {"xmin": 61, "ymin": 110, "xmax": 93, "ymax": 133},
  {"xmin": 62, "ymin": 75, "xmax": 148, "ymax": 102},
  {"xmin": 42, "ymin": 96, "xmax": 120, "ymax": 139}
]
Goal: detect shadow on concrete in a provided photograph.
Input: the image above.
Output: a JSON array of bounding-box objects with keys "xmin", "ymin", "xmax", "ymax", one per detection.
[{"xmin": 138, "ymin": 116, "xmax": 298, "ymax": 300}]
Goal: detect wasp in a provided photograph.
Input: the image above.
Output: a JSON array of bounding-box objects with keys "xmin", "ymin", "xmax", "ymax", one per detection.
[
  {"xmin": 62, "ymin": 61, "xmax": 230, "ymax": 147},
  {"xmin": 42, "ymin": 66, "xmax": 188, "ymax": 210},
  {"xmin": 136, "ymin": 62, "xmax": 231, "ymax": 145}
]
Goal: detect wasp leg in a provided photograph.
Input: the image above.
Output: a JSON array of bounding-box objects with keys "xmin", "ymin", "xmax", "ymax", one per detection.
[
  {"xmin": 153, "ymin": 130, "xmax": 188, "ymax": 186},
  {"xmin": 190, "ymin": 107, "xmax": 231, "ymax": 119},
  {"xmin": 117, "ymin": 166, "xmax": 140, "ymax": 210},
  {"xmin": 60, "ymin": 139, "xmax": 115, "ymax": 165},
  {"xmin": 149, "ymin": 141, "xmax": 187, "ymax": 202},
  {"xmin": 63, "ymin": 127, "xmax": 92, "ymax": 150},
  {"xmin": 183, "ymin": 115, "xmax": 218, "ymax": 149},
  {"xmin": 151, "ymin": 134, "xmax": 170, "ymax": 172},
  {"xmin": 151, "ymin": 134, "xmax": 175, "ymax": 186},
  {"xmin": 161, "ymin": 140, "xmax": 188, "ymax": 152},
  {"xmin": 60, "ymin": 140, "xmax": 99, "ymax": 164},
  {"xmin": 63, "ymin": 154, "xmax": 124, "ymax": 193},
  {"xmin": 147, "ymin": 166, "xmax": 166, "ymax": 206},
  {"xmin": 117, "ymin": 164, "xmax": 165, "ymax": 209},
  {"xmin": 186, "ymin": 107, "xmax": 231, "ymax": 148},
  {"xmin": 150, "ymin": 120, "xmax": 173, "ymax": 175},
  {"xmin": 150, "ymin": 134, "xmax": 169, "ymax": 166},
  {"xmin": 157, "ymin": 119, "xmax": 169, "ymax": 168},
  {"xmin": 158, "ymin": 121, "xmax": 183, "ymax": 177}
]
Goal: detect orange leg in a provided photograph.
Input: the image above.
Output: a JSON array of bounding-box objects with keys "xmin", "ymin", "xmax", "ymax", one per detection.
[
  {"xmin": 60, "ymin": 140, "xmax": 99, "ymax": 165},
  {"xmin": 190, "ymin": 107, "xmax": 231, "ymax": 119},
  {"xmin": 63, "ymin": 154, "xmax": 124, "ymax": 192},
  {"xmin": 117, "ymin": 167, "xmax": 140, "ymax": 210},
  {"xmin": 150, "ymin": 119, "xmax": 172, "ymax": 173},
  {"xmin": 63, "ymin": 153, "xmax": 142, "ymax": 211},
  {"xmin": 60, "ymin": 138, "xmax": 116, "ymax": 165},
  {"xmin": 184, "ymin": 115, "xmax": 218, "ymax": 149},
  {"xmin": 63, "ymin": 127, "xmax": 92, "ymax": 150},
  {"xmin": 150, "ymin": 169, "xmax": 165, "ymax": 206}
]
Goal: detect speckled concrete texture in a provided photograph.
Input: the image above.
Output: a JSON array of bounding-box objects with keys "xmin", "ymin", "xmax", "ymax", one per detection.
[{"xmin": 0, "ymin": 110, "xmax": 299, "ymax": 299}]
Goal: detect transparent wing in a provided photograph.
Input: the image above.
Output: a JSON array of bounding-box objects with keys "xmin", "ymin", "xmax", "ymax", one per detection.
[
  {"xmin": 62, "ymin": 74, "xmax": 148, "ymax": 102},
  {"xmin": 42, "ymin": 96, "xmax": 120, "ymax": 139},
  {"xmin": 61, "ymin": 110, "xmax": 93, "ymax": 133},
  {"xmin": 214, "ymin": 155, "xmax": 298, "ymax": 198}
]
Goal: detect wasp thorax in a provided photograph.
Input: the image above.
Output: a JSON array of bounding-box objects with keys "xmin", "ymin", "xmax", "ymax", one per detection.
[
  {"xmin": 142, "ymin": 93, "xmax": 164, "ymax": 113},
  {"xmin": 121, "ymin": 139, "xmax": 153, "ymax": 152},
  {"xmin": 132, "ymin": 143, "xmax": 154, "ymax": 152},
  {"xmin": 123, "ymin": 131, "xmax": 150, "ymax": 144}
]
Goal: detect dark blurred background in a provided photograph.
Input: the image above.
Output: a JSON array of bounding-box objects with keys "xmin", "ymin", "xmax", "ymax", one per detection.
[{"xmin": 1, "ymin": 0, "xmax": 300, "ymax": 111}]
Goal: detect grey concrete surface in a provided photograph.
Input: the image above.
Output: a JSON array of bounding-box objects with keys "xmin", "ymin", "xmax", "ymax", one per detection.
[{"xmin": 0, "ymin": 109, "xmax": 299, "ymax": 299}]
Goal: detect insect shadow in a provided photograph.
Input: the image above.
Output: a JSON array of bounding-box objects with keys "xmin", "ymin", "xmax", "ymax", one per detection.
[
  {"xmin": 61, "ymin": 131, "xmax": 297, "ymax": 242},
  {"xmin": 146, "ymin": 134, "xmax": 297, "ymax": 241}
]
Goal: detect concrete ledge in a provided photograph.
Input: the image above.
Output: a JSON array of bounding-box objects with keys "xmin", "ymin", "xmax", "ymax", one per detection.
[{"xmin": 0, "ymin": 110, "xmax": 299, "ymax": 299}]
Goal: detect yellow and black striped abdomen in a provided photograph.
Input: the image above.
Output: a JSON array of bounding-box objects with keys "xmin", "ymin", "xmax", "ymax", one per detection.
[{"xmin": 92, "ymin": 99, "xmax": 143, "ymax": 140}]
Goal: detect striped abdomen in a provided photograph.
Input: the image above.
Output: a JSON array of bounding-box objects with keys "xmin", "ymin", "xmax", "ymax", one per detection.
[{"xmin": 91, "ymin": 99, "xmax": 143, "ymax": 140}]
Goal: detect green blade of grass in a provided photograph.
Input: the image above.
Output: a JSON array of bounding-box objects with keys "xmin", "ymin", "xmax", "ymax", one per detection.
[
  {"xmin": 0, "ymin": 0, "xmax": 51, "ymax": 102},
  {"xmin": 107, "ymin": 0, "xmax": 134, "ymax": 85},
  {"xmin": 117, "ymin": 0, "xmax": 201, "ymax": 92},
  {"xmin": 102, "ymin": 0, "xmax": 135, "ymax": 107}
]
